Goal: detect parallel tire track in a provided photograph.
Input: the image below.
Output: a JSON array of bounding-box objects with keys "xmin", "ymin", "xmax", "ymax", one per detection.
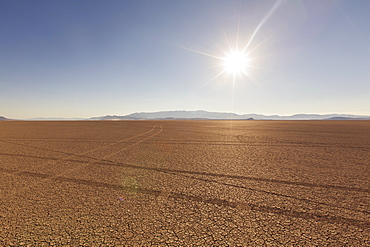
[
  {"xmin": 79, "ymin": 125, "xmax": 158, "ymax": 156},
  {"xmin": 0, "ymin": 167, "xmax": 369, "ymax": 229},
  {"xmin": 102, "ymin": 125, "xmax": 163, "ymax": 159},
  {"xmin": 0, "ymin": 125, "xmax": 164, "ymax": 195},
  {"xmin": 0, "ymin": 151, "xmax": 368, "ymax": 194}
]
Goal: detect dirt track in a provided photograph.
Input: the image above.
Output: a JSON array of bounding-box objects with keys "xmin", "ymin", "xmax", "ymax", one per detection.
[{"xmin": 0, "ymin": 120, "xmax": 369, "ymax": 246}]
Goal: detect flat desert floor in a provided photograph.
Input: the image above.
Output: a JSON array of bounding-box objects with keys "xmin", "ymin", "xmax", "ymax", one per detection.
[{"xmin": 0, "ymin": 120, "xmax": 369, "ymax": 246}]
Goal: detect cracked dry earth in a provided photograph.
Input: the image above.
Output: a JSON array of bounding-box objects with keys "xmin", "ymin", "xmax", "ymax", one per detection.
[{"xmin": 0, "ymin": 120, "xmax": 369, "ymax": 246}]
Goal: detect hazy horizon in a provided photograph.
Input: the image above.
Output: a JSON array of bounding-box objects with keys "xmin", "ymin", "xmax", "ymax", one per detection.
[
  {"xmin": 5, "ymin": 110, "xmax": 370, "ymax": 120},
  {"xmin": 1, "ymin": 0, "xmax": 370, "ymax": 119},
  {"xmin": 3, "ymin": 109, "xmax": 370, "ymax": 121}
]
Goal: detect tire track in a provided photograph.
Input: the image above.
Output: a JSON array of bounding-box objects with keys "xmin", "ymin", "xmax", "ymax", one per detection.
[
  {"xmin": 0, "ymin": 125, "xmax": 159, "ymax": 166},
  {"xmin": 0, "ymin": 125, "xmax": 164, "ymax": 197},
  {"xmin": 164, "ymin": 171, "xmax": 370, "ymax": 215},
  {"xmin": 236, "ymin": 135, "xmax": 370, "ymax": 151},
  {"xmin": 79, "ymin": 125, "xmax": 158, "ymax": 156},
  {"xmin": 102, "ymin": 125, "xmax": 163, "ymax": 159},
  {"xmin": 1, "ymin": 152, "xmax": 368, "ymax": 226},
  {"xmin": 0, "ymin": 167, "xmax": 369, "ymax": 229},
  {"xmin": 0, "ymin": 151, "xmax": 368, "ymax": 194},
  {"xmin": 0, "ymin": 125, "xmax": 158, "ymax": 161},
  {"xmin": 60, "ymin": 124, "xmax": 163, "ymax": 176}
]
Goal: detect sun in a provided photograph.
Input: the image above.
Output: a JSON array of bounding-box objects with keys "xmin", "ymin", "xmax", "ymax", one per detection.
[
  {"xmin": 223, "ymin": 50, "xmax": 249, "ymax": 76},
  {"xmin": 177, "ymin": 0, "xmax": 283, "ymax": 90}
]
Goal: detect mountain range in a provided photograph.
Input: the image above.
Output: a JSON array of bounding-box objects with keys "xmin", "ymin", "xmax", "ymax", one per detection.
[
  {"xmin": 90, "ymin": 110, "xmax": 370, "ymax": 120},
  {"xmin": 2, "ymin": 111, "xmax": 370, "ymax": 121}
]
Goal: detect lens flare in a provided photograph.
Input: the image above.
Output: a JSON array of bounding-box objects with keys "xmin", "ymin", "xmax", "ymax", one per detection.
[{"xmin": 121, "ymin": 177, "xmax": 139, "ymax": 194}]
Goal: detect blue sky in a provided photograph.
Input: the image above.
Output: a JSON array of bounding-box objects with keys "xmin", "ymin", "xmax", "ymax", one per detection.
[{"xmin": 1, "ymin": 0, "xmax": 370, "ymax": 119}]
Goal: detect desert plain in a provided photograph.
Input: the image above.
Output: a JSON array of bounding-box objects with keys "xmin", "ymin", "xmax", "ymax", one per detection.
[{"xmin": 0, "ymin": 120, "xmax": 369, "ymax": 246}]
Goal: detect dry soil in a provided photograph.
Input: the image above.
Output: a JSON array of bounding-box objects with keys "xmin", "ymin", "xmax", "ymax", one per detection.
[{"xmin": 0, "ymin": 120, "xmax": 369, "ymax": 246}]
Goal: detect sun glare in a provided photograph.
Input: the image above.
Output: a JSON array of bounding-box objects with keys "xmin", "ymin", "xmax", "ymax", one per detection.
[
  {"xmin": 178, "ymin": 0, "xmax": 284, "ymax": 92},
  {"xmin": 223, "ymin": 50, "xmax": 249, "ymax": 75}
]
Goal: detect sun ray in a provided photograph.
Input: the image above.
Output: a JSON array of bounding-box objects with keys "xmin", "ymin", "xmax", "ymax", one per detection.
[
  {"xmin": 243, "ymin": 0, "xmax": 283, "ymax": 53},
  {"xmin": 246, "ymin": 32, "xmax": 276, "ymax": 55},
  {"xmin": 175, "ymin": 44, "xmax": 223, "ymax": 60},
  {"xmin": 222, "ymin": 30, "xmax": 234, "ymax": 54},
  {"xmin": 190, "ymin": 69, "xmax": 227, "ymax": 96}
]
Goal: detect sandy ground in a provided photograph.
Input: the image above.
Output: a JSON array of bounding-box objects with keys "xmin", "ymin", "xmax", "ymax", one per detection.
[{"xmin": 0, "ymin": 120, "xmax": 369, "ymax": 246}]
